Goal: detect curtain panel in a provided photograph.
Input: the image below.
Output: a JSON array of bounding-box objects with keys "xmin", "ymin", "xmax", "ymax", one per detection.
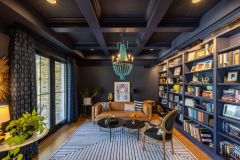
[
  {"xmin": 66, "ymin": 57, "xmax": 79, "ymax": 123},
  {"xmin": 8, "ymin": 25, "xmax": 38, "ymax": 160}
]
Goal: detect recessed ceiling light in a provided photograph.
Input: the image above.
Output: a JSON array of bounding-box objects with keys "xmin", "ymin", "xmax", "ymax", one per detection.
[
  {"xmin": 90, "ymin": 48, "xmax": 95, "ymax": 51},
  {"xmin": 149, "ymin": 48, "xmax": 154, "ymax": 51},
  {"xmin": 192, "ymin": 0, "xmax": 202, "ymax": 4},
  {"xmin": 47, "ymin": 0, "xmax": 56, "ymax": 4}
]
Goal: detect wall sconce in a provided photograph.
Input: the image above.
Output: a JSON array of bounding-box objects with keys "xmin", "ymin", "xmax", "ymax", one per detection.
[{"xmin": 0, "ymin": 57, "xmax": 9, "ymax": 101}]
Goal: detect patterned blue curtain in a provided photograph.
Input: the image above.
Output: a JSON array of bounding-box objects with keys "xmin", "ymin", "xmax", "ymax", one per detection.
[
  {"xmin": 66, "ymin": 57, "xmax": 79, "ymax": 123},
  {"xmin": 8, "ymin": 25, "xmax": 38, "ymax": 160}
]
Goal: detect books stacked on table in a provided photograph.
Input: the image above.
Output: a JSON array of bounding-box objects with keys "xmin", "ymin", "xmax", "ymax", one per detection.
[
  {"xmin": 184, "ymin": 120, "xmax": 213, "ymax": 148},
  {"xmin": 220, "ymin": 141, "xmax": 240, "ymax": 160}
]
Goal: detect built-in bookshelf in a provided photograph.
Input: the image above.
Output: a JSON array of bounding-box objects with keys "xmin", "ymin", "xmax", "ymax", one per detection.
[{"xmin": 157, "ymin": 25, "xmax": 240, "ymax": 159}]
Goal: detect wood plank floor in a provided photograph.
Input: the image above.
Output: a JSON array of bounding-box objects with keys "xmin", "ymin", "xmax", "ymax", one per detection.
[{"xmin": 33, "ymin": 116, "xmax": 212, "ymax": 160}]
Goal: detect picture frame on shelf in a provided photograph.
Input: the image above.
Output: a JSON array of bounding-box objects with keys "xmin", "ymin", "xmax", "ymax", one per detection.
[
  {"xmin": 223, "ymin": 104, "xmax": 240, "ymax": 120},
  {"xmin": 187, "ymin": 52, "xmax": 196, "ymax": 61},
  {"xmin": 196, "ymin": 49, "xmax": 205, "ymax": 58},
  {"xmin": 195, "ymin": 62, "xmax": 205, "ymax": 71},
  {"xmin": 224, "ymin": 71, "xmax": 240, "ymax": 83},
  {"xmin": 204, "ymin": 60, "xmax": 213, "ymax": 69},
  {"xmin": 174, "ymin": 67, "xmax": 181, "ymax": 76}
]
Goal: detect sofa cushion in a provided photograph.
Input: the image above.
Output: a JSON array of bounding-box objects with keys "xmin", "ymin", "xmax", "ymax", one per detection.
[
  {"xmin": 96, "ymin": 111, "xmax": 148, "ymax": 120},
  {"xmin": 101, "ymin": 102, "xmax": 110, "ymax": 111},
  {"xmin": 110, "ymin": 102, "xmax": 133, "ymax": 111},
  {"xmin": 134, "ymin": 101, "xmax": 144, "ymax": 111},
  {"xmin": 124, "ymin": 104, "xmax": 135, "ymax": 111}
]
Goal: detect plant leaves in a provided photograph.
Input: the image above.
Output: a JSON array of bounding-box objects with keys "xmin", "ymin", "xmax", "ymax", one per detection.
[
  {"xmin": 10, "ymin": 147, "xmax": 20, "ymax": 156},
  {"xmin": 17, "ymin": 153, "xmax": 23, "ymax": 160}
]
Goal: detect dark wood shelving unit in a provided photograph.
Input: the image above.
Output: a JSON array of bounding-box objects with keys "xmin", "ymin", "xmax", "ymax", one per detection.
[{"xmin": 157, "ymin": 26, "xmax": 240, "ymax": 159}]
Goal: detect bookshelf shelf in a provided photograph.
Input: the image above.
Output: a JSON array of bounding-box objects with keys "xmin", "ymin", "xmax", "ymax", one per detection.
[
  {"xmin": 158, "ymin": 83, "xmax": 167, "ymax": 85},
  {"xmin": 168, "ymin": 100, "xmax": 183, "ymax": 105},
  {"xmin": 217, "ymin": 99, "xmax": 240, "ymax": 105},
  {"xmin": 168, "ymin": 63, "xmax": 182, "ymax": 69},
  {"xmin": 185, "ymin": 106, "xmax": 214, "ymax": 116},
  {"xmin": 185, "ymin": 54, "xmax": 213, "ymax": 64},
  {"xmin": 168, "ymin": 83, "xmax": 183, "ymax": 85},
  {"xmin": 217, "ymin": 64, "xmax": 240, "ymax": 70},
  {"xmin": 168, "ymin": 92, "xmax": 183, "ymax": 96},
  {"xmin": 217, "ymin": 131, "xmax": 240, "ymax": 145},
  {"xmin": 185, "ymin": 68, "xmax": 213, "ymax": 75},
  {"xmin": 184, "ymin": 115, "xmax": 214, "ymax": 131},
  {"xmin": 218, "ymin": 43, "xmax": 240, "ymax": 53},
  {"xmin": 217, "ymin": 83, "xmax": 240, "ymax": 86},
  {"xmin": 185, "ymin": 83, "xmax": 213, "ymax": 86},
  {"xmin": 218, "ymin": 115, "xmax": 239, "ymax": 124}
]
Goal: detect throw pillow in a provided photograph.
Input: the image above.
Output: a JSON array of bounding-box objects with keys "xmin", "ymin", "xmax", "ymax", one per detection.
[
  {"xmin": 101, "ymin": 102, "xmax": 110, "ymax": 111},
  {"xmin": 134, "ymin": 101, "xmax": 144, "ymax": 111},
  {"xmin": 124, "ymin": 104, "xmax": 135, "ymax": 111}
]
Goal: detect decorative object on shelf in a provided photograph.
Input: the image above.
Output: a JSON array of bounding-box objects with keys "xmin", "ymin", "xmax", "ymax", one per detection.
[
  {"xmin": 114, "ymin": 82, "xmax": 130, "ymax": 102},
  {"xmin": 3, "ymin": 110, "xmax": 46, "ymax": 160},
  {"xmin": 112, "ymin": 35, "xmax": 133, "ymax": 80},
  {"xmin": 185, "ymin": 98, "xmax": 195, "ymax": 107},
  {"xmin": 173, "ymin": 85, "xmax": 180, "ymax": 93},
  {"xmin": 192, "ymin": 73, "xmax": 199, "ymax": 82},
  {"xmin": 187, "ymin": 51, "xmax": 196, "ymax": 61},
  {"xmin": 201, "ymin": 76, "xmax": 210, "ymax": 84},
  {"xmin": 204, "ymin": 60, "xmax": 213, "ymax": 69},
  {"xmin": 159, "ymin": 78, "xmax": 166, "ymax": 84},
  {"xmin": 221, "ymin": 89, "xmax": 240, "ymax": 102},
  {"xmin": 202, "ymin": 91, "xmax": 213, "ymax": 99},
  {"xmin": 174, "ymin": 67, "xmax": 181, "ymax": 76},
  {"xmin": 191, "ymin": 66, "xmax": 196, "ymax": 72},
  {"xmin": 196, "ymin": 49, "xmax": 205, "ymax": 58},
  {"xmin": 195, "ymin": 62, "xmax": 205, "ymax": 71},
  {"xmin": 194, "ymin": 87, "xmax": 201, "ymax": 96},
  {"xmin": 161, "ymin": 99, "xmax": 167, "ymax": 104},
  {"xmin": 0, "ymin": 57, "xmax": 9, "ymax": 101},
  {"xmin": 205, "ymin": 43, "xmax": 213, "ymax": 55},
  {"xmin": 107, "ymin": 93, "xmax": 113, "ymax": 102},
  {"xmin": 223, "ymin": 104, "xmax": 240, "ymax": 120},
  {"xmin": 224, "ymin": 70, "xmax": 240, "ymax": 83}
]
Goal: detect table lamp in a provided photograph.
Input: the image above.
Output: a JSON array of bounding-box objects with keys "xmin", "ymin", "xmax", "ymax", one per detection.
[{"xmin": 0, "ymin": 105, "xmax": 10, "ymax": 133}]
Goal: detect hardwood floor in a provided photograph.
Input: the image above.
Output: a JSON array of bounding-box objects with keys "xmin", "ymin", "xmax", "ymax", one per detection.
[{"xmin": 34, "ymin": 116, "xmax": 211, "ymax": 160}]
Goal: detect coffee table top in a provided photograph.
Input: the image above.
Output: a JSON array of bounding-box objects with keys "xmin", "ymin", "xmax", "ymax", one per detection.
[
  {"xmin": 123, "ymin": 120, "xmax": 145, "ymax": 129},
  {"xmin": 97, "ymin": 118, "xmax": 125, "ymax": 129}
]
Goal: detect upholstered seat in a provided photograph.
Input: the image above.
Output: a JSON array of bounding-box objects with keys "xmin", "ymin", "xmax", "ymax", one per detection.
[
  {"xmin": 142, "ymin": 110, "xmax": 177, "ymax": 160},
  {"xmin": 144, "ymin": 127, "xmax": 172, "ymax": 140}
]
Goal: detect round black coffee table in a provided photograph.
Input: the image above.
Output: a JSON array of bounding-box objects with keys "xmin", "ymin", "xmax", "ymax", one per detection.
[
  {"xmin": 123, "ymin": 120, "xmax": 146, "ymax": 140},
  {"xmin": 97, "ymin": 118, "xmax": 125, "ymax": 141}
]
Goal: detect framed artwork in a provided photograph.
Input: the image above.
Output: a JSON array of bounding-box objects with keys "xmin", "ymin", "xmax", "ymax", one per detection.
[
  {"xmin": 195, "ymin": 62, "xmax": 205, "ymax": 71},
  {"xmin": 223, "ymin": 104, "xmax": 240, "ymax": 120},
  {"xmin": 224, "ymin": 71, "xmax": 240, "ymax": 83},
  {"xmin": 187, "ymin": 52, "xmax": 196, "ymax": 61},
  {"xmin": 204, "ymin": 60, "xmax": 213, "ymax": 69},
  {"xmin": 0, "ymin": 57, "xmax": 9, "ymax": 101},
  {"xmin": 196, "ymin": 49, "xmax": 205, "ymax": 58},
  {"xmin": 114, "ymin": 82, "xmax": 130, "ymax": 102},
  {"xmin": 174, "ymin": 67, "xmax": 181, "ymax": 76}
]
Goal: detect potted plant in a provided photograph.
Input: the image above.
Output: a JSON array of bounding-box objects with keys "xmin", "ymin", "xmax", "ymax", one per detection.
[
  {"xmin": 80, "ymin": 87, "xmax": 101, "ymax": 105},
  {"xmin": 2, "ymin": 110, "xmax": 46, "ymax": 160}
]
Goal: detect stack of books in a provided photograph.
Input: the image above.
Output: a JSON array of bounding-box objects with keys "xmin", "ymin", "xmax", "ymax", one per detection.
[
  {"xmin": 184, "ymin": 120, "xmax": 213, "ymax": 148},
  {"xmin": 221, "ymin": 89, "xmax": 240, "ymax": 102},
  {"xmin": 220, "ymin": 141, "xmax": 240, "ymax": 159},
  {"xmin": 223, "ymin": 122, "xmax": 240, "ymax": 139}
]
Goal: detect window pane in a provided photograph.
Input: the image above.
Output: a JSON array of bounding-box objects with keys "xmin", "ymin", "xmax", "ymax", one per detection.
[
  {"xmin": 55, "ymin": 62, "xmax": 66, "ymax": 124},
  {"xmin": 36, "ymin": 54, "xmax": 50, "ymax": 128},
  {"xmin": 55, "ymin": 92, "xmax": 66, "ymax": 124}
]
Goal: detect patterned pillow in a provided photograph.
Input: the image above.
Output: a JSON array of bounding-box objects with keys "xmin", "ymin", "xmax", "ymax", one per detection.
[
  {"xmin": 124, "ymin": 104, "xmax": 135, "ymax": 111},
  {"xmin": 134, "ymin": 101, "xmax": 144, "ymax": 111},
  {"xmin": 101, "ymin": 102, "xmax": 110, "ymax": 111}
]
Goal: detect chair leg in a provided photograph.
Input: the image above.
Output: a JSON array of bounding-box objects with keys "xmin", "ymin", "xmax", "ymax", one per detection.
[
  {"xmin": 162, "ymin": 138, "xmax": 166, "ymax": 160},
  {"xmin": 142, "ymin": 135, "xmax": 146, "ymax": 151},
  {"xmin": 171, "ymin": 138, "xmax": 174, "ymax": 155}
]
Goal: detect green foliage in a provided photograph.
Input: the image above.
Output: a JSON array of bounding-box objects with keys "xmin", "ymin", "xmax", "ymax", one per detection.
[
  {"xmin": 2, "ymin": 109, "xmax": 46, "ymax": 160},
  {"xmin": 80, "ymin": 87, "xmax": 101, "ymax": 98}
]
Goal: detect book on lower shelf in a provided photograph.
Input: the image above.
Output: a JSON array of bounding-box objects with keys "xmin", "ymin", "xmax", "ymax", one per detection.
[
  {"xmin": 223, "ymin": 122, "xmax": 240, "ymax": 140},
  {"xmin": 183, "ymin": 120, "xmax": 214, "ymax": 149},
  {"xmin": 220, "ymin": 141, "xmax": 240, "ymax": 160}
]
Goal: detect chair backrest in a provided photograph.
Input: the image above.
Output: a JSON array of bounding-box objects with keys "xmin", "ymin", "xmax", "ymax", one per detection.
[{"xmin": 162, "ymin": 110, "xmax": 177, "ymax": 134}]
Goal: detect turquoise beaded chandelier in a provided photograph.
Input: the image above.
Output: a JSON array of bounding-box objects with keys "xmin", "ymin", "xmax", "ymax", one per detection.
[{"xmin": 112, "ymin": 39, "xmax": 134, "ymax": 80}]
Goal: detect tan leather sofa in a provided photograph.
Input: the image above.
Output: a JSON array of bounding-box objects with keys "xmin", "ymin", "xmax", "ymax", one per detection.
[{"xmin": 92, "ymin": 102, "xmax": 152, "ymax": 123}]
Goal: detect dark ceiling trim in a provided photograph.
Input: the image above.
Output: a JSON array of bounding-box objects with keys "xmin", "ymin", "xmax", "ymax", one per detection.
[
  {"xmin": 100, "ymin": 17, "xmax": 146, "ymax": 27},
  {"xmin": 76, "ymin": 0, "xmax": 109, "ymax": 56},
  {"xmin": 134, "ymin": 0, "xmax": 174, "ymax": 55},
  {"xmin": 91, "ymin": 0, "xmax": 102, "ymax": 19},
  {"xmin": 145, "ymin": 0, "xmax": 159, "ymax": 22}
]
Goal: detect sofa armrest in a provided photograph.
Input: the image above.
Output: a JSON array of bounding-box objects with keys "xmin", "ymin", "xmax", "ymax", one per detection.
[
  {"xmin": 92, "ymin": 102, "xmax": 102, "ymax": 121},
  {"xmin": 143, "ymin": 103, "xmax": 152, "ymax": 118}
]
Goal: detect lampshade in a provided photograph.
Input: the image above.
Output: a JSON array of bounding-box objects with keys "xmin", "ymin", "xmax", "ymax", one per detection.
[{"xmin": 0, "ymin": 105, "xmax": 10, "ymax": 123}]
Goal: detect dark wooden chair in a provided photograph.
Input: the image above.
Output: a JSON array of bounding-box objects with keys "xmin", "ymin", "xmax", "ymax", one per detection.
[{"xmin": 142, "ymin": 109, "xmax": 177, "ymax": 160}]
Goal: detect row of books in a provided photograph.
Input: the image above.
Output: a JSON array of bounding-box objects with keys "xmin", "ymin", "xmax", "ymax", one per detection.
[
  {"xmin": 218, "ymin": 49, "xmax": 239, "ymax": 67},
  {"xmin": 187, "ymin": 108, "xmax": 213, "ymax": 127},
  {"xmin": 183, "ymin": 120, "xmax": 213, "ymax": 148},
  {"xmin": 221, "ymin": 89, "xmax": 240, "ymax": 102},
  {"xmin": 222, "ymin": 122, "xmax": 240, "ymax": 140},
  {"xmin": 169, "ymin": 57, "xmax": 182, "ymax": 68},
  {"xmin": 220, "ymin": 141, "xmax": 240, "ymax": 159}
]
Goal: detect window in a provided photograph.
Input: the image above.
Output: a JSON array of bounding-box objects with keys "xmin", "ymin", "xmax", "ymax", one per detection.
[
  {"xmin": 36, "ymin": 54, "xmax": 50, "ymax": 128},
  {"xmin": 55, "ymin": 61, "xmax": 66, "ymax": 124}
]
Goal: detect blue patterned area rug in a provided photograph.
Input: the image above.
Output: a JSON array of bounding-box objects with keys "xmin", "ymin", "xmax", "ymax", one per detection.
[{"xmin": 50, "ymin": 120, "xmax": 196, "ymax": 160}]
